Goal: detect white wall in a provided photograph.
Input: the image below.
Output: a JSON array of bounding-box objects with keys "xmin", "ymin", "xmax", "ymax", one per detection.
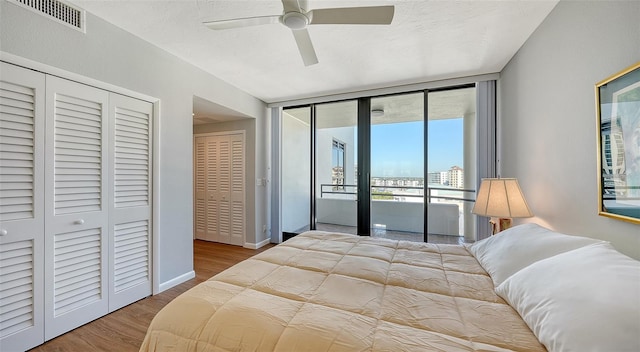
[
  {"xmin": 0, "ymin": 3, "xmax": 266, "ymax": 287},
  {"xmin": 500, "ymin": 0, "xmax": 640, "ymax": 259},
  {"xmin": 254, "ymin": 107, "xmax": 271, "ymax": 245},
  {"xmin": 282, "ymin": 114, "xmax": 310, "ymax": 232}
]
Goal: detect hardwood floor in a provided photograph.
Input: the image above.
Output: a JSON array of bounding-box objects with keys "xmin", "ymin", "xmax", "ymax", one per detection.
[
  {"xmin": 28, "ymin": 240, "xmax": 274, "ymax": 352},
  {"xmin": 28, "ymin": 231, "xmax": 464, "ymax": 351}
]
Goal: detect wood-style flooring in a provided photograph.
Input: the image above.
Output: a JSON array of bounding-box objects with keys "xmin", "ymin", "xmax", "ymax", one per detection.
[
  {"xmin": 28, "ymin": 231, "xmax": 466, "ymax": 351},
  {"xmin": 28, "ymin": 240, "xmax": 274, "ymax": 352}
]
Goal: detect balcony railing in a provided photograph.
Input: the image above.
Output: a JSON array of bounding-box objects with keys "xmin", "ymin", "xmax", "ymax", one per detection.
[
  {"xmin": 317, "ymin": 184, "xmax": 475, "ymax": 236},
  {"xmin": 320, "ymin": 184, "xmax": 476, "ymax": 202}
]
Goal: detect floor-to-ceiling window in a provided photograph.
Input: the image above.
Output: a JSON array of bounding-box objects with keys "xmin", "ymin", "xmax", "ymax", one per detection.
[{"xmin": 278, "ymin": 83, "xmax": 490, "ymax": 243}]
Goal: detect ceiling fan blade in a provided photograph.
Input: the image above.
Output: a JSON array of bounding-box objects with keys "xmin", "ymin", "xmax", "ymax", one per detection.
[
  {"xmin": 282, "ymin": 0, "xmax": 301, "ymax": 13},
  {"xmin": 309, "ymin": 6, "xmax": 394, "ymax": 25},
  {"xmin": 291, "ymin": 28, "xmax": 318, "ymax": 66},
  {"xmin": 204, "ymin": 15, "xmax": 280, "ymax": 30}
]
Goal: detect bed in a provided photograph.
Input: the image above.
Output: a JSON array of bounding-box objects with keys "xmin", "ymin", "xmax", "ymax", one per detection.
[{"xmin": 140, "ymin": 223, "xmax": 640, "ymax": 352}]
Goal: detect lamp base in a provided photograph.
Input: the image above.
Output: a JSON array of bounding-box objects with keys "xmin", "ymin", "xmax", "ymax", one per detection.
[{"xmin": 489, "ymin": 217, "xmax": 512, "ymax": 235}]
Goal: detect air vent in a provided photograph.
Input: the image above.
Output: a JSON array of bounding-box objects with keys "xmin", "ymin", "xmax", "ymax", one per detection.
[{"xmin": 10, "ymin": 0, "xmax": 85, "ymax": 32}]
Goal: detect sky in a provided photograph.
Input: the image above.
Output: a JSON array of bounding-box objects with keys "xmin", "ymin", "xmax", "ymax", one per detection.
[{"xmin": 370, "ymin": 118, "xmax": 464, "ymax": 177}]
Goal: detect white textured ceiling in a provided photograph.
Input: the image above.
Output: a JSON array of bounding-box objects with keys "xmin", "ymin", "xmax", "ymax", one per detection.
[{"xmin": 70, "ymin": 0, "xmax": 558, "ymax": 108}]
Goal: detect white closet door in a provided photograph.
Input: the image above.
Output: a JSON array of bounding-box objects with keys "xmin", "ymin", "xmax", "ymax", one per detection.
[
  {"xmin": 108, "ymin": 93, "xmax": 152, "ymax": 311},
  {"xmin": 44, "ymin": 76, "xmax": 109, "ymax": 340},
  {"xmin": 205, "ymin": 136, "xmax": 220, "ymax": 242},
  {"xmin": 0, "ymin": 63, "xmax": 45, "ymax": 351},
  {"xmin": 229, "ymin": 133, "xmax": 245, "ymax": 246},
  {"xmin": 193, "ymin": 132, "xmax": 244, "ymax": 246},
  {"xmin": 194, "ymin": 136, "xmax": 206, "ymax": 240}
]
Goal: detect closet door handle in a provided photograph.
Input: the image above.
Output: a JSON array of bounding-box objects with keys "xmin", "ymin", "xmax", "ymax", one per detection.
[
  {"xmin": 74, "ymin": 219, "xmax": 85, "ymax": 225},
  {"xmin": 0, "ymin": 229, "xmax": 7, "ymax": 236}
]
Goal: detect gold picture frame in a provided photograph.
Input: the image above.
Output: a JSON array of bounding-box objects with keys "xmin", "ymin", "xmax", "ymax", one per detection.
[{"xmin": 596, "ymin": 61, "xmax": 640, "ymax": 224}]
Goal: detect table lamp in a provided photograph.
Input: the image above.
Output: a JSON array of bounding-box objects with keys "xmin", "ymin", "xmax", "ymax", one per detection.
[{"xmin": 472, "ymin": 178, "xmax": 533, "ymax": 234}]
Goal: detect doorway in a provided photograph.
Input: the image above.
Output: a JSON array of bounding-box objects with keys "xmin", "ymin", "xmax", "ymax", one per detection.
[{"xmin": 194, "ymin": 131, "xmax": 245, "ymax": 246}]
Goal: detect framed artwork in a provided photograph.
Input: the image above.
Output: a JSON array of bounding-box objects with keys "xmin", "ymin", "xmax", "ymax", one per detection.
[{"xmin": 596, "ymin": 61, "xmax": 640, "ymax": 224}]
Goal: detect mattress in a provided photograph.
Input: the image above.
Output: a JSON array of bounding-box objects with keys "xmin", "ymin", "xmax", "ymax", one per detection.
[{"xmin": 140, "ymin": 231, "xmax": 545, "ymax": 351}]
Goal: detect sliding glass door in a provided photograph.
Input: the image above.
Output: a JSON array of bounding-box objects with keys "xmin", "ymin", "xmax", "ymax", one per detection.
[
  {"xmin": 426, "ymin": 87, "xmax": 477, "ymax": 243},
  {"xmin": 281, "ymin": 106, "xmax": 311, "ymax": 239},
  {"xmin": 369, "ymin": 92, "xmax": 425, "ymax": 241},
  {"xmin": 315, "ymin": 101, "xmax": 358, "ymax": 234},
  {"xmin": 279, "ymin": 84, "xmax": 483, "ymax": 243}
]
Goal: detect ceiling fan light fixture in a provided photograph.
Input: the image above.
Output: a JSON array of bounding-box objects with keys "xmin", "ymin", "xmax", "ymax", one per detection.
[
  {"xmin": 371, "ymin": 108, "xmax": 385, "ymax": 117},
  {"xmin": 282, "ymin": 12, "xmax": 309, "ymax": 30}
]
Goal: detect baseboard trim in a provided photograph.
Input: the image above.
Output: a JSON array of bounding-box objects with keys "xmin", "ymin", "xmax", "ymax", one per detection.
[
  {"xmin": 156, "ymin": 270, "xmax": 195, "ymax": 294},
  {"xmin": 243, "ymin": 238, "xmax": 271, "ymax": 250}
]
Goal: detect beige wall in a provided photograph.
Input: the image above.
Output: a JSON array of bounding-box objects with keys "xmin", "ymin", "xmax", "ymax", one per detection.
[{"xmin": 499, "ymin": 1, "xmax": 640, "ymax": 258}]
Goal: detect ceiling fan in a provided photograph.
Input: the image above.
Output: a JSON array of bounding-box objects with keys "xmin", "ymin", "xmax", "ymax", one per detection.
[{"xmin": 203, "ymin": 0, "xmax": 395, "ymax": 66}]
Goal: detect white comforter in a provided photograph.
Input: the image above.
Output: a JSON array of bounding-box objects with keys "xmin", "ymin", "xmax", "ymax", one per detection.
[{"xmin": 140, "ymin": 231, "xmax": 544, "ymax": 351}]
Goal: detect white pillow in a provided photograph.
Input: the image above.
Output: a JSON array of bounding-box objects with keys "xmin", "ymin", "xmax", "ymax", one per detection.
[
  {"xmin": 495, "ymin": 242, "xmax": 640, "ymax": 352},
  {"xmin": 468, "ymin": 223, "xmax": 602, "ymax": 286}
]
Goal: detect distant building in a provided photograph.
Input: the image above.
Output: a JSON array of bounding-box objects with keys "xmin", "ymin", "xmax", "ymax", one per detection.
[
  {"xmin": 440, "ymin": 171, "xmax": 448, "ymax": 185},
  {"xmin": 427, "ymin": 172, "xmax": 441, "ymax": 184},
  {"xmin": 427, "ymin": 171, "xmax": 449, "ymax": 185},
  {"xmin": 448, "ymin": 166, "xmax": 464, "ymax": 188}
]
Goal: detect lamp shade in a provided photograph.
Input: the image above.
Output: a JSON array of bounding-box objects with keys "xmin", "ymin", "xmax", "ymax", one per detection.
[{"xmin": 472, "ymin": 178, "xmax": 533, "ymax": 218}]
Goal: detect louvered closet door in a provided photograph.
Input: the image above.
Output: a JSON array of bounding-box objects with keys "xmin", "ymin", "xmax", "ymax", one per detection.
[
  {"xmin": 108, "ymin": 93, "xmax": 152, "ymax": 312},
  {"xmin": 194, "ymin": 136, "xmax": 207, "ymax": 240},
  {"xmin": 205, "ymin": 136, "xmax": 220, "ymax": 242},
  {"xmin": 44, "ymin": 76, "xmax": 109, "ymax": 340},
  {"xmin": 216, "ymin": 136, "xmax": 232, "ymax": 244},
  {"xmin": 193, "ymin": 132, "xmax": 244, "ymax": 246},
  {"xmin": 0, "ymin": 63, "xmax": 45, "ymax": 351},
  {"xmin": 228, "ymin": 133, "xmax": 244, "ymax": 246}
]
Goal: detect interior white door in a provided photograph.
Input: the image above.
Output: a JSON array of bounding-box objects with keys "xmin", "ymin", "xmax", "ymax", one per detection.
[
  {"xmin": 108, "ymin": 93, "xmax": 152, "ymax": 312},
  {"xmin": 193, "ymin": 132, "xmax": 244, "ymax": 246},
  {"xmin": 0, "ymin": 62, "xmax": 46, "ymax": 352},
  {"xmin": 216, "ymin": 136, "xmax": 230, "ymax": 244},
  {"xmin": 228, "ymin": 133, "xmax": 245, "ymax": 246},
  {"xmin": 194, "ymin": 135, "xmax": 220, "ymax": 242},
  {"xmin": 194, "ymin": 136, "xmax": 207, "ymax": 240},
  {"xmin": 44, "ymin": 76, "xmax": 109, "ymax": 340},
  {"xmin": 206, "ymin": 136, "xmax": 221, "ymax": 242}
]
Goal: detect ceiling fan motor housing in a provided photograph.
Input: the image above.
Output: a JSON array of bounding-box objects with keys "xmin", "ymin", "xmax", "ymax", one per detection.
[{"xmin": 282, "ymin": 11, "xmax": 309, "ymax": 30}]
